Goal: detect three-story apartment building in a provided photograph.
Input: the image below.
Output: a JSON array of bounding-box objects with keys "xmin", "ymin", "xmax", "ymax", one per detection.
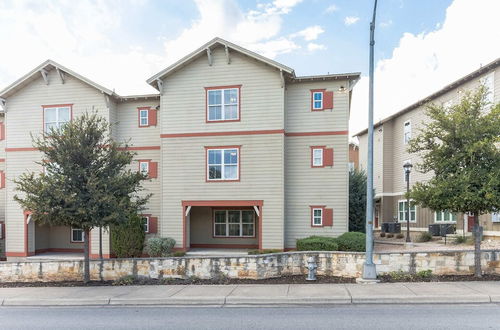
[
  {"xmin": 0, "ymin": 38, "xmax": 359, "ymax": 259},
  {"xmin": 354, "ymin": 58, "xmax": 499, "ymax": 238}
]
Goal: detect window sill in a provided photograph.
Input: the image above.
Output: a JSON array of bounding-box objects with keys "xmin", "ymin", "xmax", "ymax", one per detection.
[
  {"xmin": 206, "ymin": 119, "xmax": 241, "ymax": 123},
  {"xmin": 206, "ymin": 179, "xmax": 240, "ymax": 183}
]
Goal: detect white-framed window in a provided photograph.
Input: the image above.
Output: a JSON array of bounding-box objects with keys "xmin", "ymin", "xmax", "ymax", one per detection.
[
  {"xmin": 434, "ymin": 211, "xmax": 457, "ymax": 222},
  {"xmin": 139, "ymin": 161, "xmax": 149, "ymax": 176},
  {"xmin": 71, "ymin": 228, "xmax": 84, "ymax": 243},
  {"xmin": 492, "ymin": 212, "xmax": 500, "ymax": 223},
  {"xmin": 403, "ymin": 120, "xmax": 411, "ymax": 144},
  {"xmin": 142, "ymin": 216, "xmax": 150, "ymax": 233},
  {"xmin": 398, "ymin": 200, "xmax": 416, "ymax": 222},
  {"xmin": 312, "ymin": 208, "xmax": 323, "ymax": 226},
  {"xmin": 312, "ymin": 148, "xmax": 323, "ymax": 167},
  {"xmin": 44, "ymin": 106, "xmax": 70, "ymax": 133},
  {"xmin": 213, "ymin": 210, "xmax": 255, "ymax": 237},
  {"xmin": 139, "ymin": 109, "xmax": 149, "ymax": 126},
  {"xmin": 207, "ymin": 148, "xmax": 239, "ymax": 181},
  {"xmin": 312, "ymin": 92, "xmax": 323, "ymax": 110},
  {"xmin": 207, "ymin": 88, "xmax": 239, "ymax": 121}
]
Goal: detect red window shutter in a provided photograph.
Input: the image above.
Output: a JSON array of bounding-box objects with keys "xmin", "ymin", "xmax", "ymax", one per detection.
[
  {"xmin": 149, "ymin": 217, "xmax": 158, "ymax": 234},
  {"xmin": 324, "ymin": 148, "xmax": 334, "ymax": 166},
  {"xmin": 149, "ymin": 162, "xmax": 158, "ymax": 179},
  {"xmin": 324, "ymin": 208, "xmax": 333, "ymax": 226},
  {"xmin": 0, "ymin": 123, "xmax": 4, "ymax": 140},
  {"xmin": 0, "ymin": 171, "xmax": 5, "ymax": 189},
  {"xmin": 148, "ymin": 109, "xmax": 157, "ymax": 126},
  {"xmin": 323, "ymin": 91, "xmax": 334, "ymax": 109}
]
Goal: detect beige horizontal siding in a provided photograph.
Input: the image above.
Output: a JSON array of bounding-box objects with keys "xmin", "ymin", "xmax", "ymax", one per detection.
[
  {"xmin": 115, "ymin": 100, "xmax": 160, "ymax": 146},
  {"xmin": 284, "ymin": 135, "xmax": 348, "ymax": 248},
  {"xmin": 161, "ymin": 45, "xmax": 284, "ymax": 134}
]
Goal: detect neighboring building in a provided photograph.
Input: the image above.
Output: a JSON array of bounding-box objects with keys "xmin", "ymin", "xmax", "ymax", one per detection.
[
  {"xmin": 0, "ymin": 38, "xmax": 360, "ymax": 259},
  {"xmin": 348, "ymin": 142, "xmax": 359, "ymax": 172},
  {"xmin": 354, "ymin": 58, "xmax": 499, "ymax": 237}
]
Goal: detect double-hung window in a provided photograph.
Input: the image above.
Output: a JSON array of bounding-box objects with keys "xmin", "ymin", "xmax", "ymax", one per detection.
[
  {"xmin": 139, "ymin": 161, "xmax": 149, "ymax": 176},
  {"xmin": 312, "ymin": 92, "xmax": 323, "ymax": 110},
  {"xmin": 139, "ymin": 109, "xmax": 149, "ymax": 126},
  {"xmin": 312, "ymin": 148, "xmax": 323, "ymax": 167},
  {"xmin": 403, "ymin": 120, "xmax": 411, "ymax": 144},
  {"xmin": 207, "ymin": 87, "xmax": 239, "ymax": 121},
  {"xmin": 142, "ymin": 216, "xmax": 150, "ymax": 233},
  {"xmin": 213, "ymin": 210, "xmax": 255, "ymax": 237},
  {"xmin": 44, "ymin": 105, "xmax": 70, "ymax": 133},
  {"xmin": 207, "ymin": 147, "xmax": 239, "ymax": 181},
  {"xmin": 492, "ymin": 212, "xmax": 500, "ymax": 223},
  {"xmin": 398, "ymin": 200, "xmax": 416, "ymax": 222},
  {"xmin": 71, "ymin": 228, "xmax": 84, "ymax": 243},
  {"xmin": 312, "ymin": 208, "xmax": 323, "ymax": 226},
  {"xmin": 435, "ymin": 211, "xmax": 457, "ymax": 222}
]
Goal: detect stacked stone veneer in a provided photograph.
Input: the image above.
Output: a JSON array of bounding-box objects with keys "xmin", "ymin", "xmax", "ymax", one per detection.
[{"xmin": 1, "ymin": 250, "xmax": 500, "ymax": 282}]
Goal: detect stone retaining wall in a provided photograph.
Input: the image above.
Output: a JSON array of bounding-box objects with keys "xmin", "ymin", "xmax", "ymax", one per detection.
[{"xmin": 1, "ymin": 250, "xmax": 500, "ymax": 282}]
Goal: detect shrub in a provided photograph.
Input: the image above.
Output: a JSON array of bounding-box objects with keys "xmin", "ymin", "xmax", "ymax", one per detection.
[
  {"xmin": 380, "ymin": 232, "xmax": 386, "ymax": 238},
  {"xmin": 395, "ymin": 233, "xmax": 404, "ymax": 239},
  {"xmin": 145, "ymin": 237, "xmax": 176, "ymax": 257},
  {"xmin": 113, "ymin": 275, "xmax": 135, "ymax": 286},
  {"xmin": 387, "ymin": 271, "xmax": 412, "ymax": 282},
  {"xmin": 454, "ymin": 235, "xmax": 467, "ymax": 244},
  {"xmin": 335, "ymin": 232, "xmax": 366, "ymax": 252},
  {"xmin": 416, "ymin": 269, "xmax": 433, "ymax": 279},
  {"xmin": 386, "ymin": 233, "xmax": 394, "ymax": 238},
  {"xmin": 417, "ymin": 232, "xmax": 433, "ymax": 242},
  {"xmin": 111, "ymin": 214, "xmax": 146, "ymax": 258},
  {"xmin": 296, "ymin": 236, "xmax": 339, "ymax": 251},
  {"xmin": 171, "ymin": 251, "xmax": 186, "ymax": 257}
]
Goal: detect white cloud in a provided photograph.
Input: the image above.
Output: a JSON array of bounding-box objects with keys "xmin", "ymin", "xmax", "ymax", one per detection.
[
  {"xmin": 344, "ymin": 16, "xmax": 360, "ymax": 26},
  {"xmin": 350, "ymin": 0, "xmax": 500, "ymax": 136},
  {"xmin": 380, "ymin": 20, "xmax": 393, "ymax": 28},
  {"xmin": 307, "ymin": 43, "xmax": 326, "ymax": 52},
  {"xmin": 291, "ymin": 25, "xmax": 324, "ymax": 41},
  {"xmin": 325, "ymin": 4, "xmax": 338, "ymax": 13}
]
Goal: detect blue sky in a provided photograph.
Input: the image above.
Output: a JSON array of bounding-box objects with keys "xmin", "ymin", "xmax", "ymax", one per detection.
[{"xmin": 0, "ymin": 0, "xmax": 498, "ymax": 134}]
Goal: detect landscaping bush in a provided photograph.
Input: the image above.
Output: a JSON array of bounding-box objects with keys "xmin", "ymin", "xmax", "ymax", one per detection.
[
  {"xmin": 335, "ymin": 232, "xmax": 366, "ymax": 252},
  {"xmin": 111, "ymin": 214, "xmax": 145, "ymax": 258},
  {"xmin": 395, "ymin": 233, "xmax": 404, "ymax": 239},
  {"xmin": 248, "ymin": 249, "xmax": 282, "ymax": 255},
  {"xmin": 113, "ymin": 275, "xmax": 135, "ymax": 286},
  {"xmin": 454, "ymin": 235, "xmax": 467, "ymax": 244},
  {"xmin": 296, "ymin": 236, "xmax": 339, "ymax": 251},
  {"xmin": 386, "ymin": 233, "xmax": 394, "ymax": 238},
  {"xmin": 145, "ymin": 237, "xmax": 176, "ymax": 257},
  {"xmin": 380, "ymin": 232, "xmax": 386, "ymax": 237},
  {"xmin": 416, "ymin": 232, "xmax": 433, "ymax": 242}
]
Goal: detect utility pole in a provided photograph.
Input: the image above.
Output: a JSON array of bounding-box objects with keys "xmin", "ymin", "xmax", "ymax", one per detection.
[{"xmin": 362, "ymin": 0, "xmax": 378, "ymax": 281}]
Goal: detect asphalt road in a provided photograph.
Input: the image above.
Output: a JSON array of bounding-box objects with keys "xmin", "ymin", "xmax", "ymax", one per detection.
[{"xmin": 1, "ymin": 305, "xmax": 499, "ymax": 330}]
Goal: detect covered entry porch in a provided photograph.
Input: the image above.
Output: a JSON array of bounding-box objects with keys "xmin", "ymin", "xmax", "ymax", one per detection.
[{"xmin": 182, "ymin": 200, "xmax": 263, "ymax": 251}]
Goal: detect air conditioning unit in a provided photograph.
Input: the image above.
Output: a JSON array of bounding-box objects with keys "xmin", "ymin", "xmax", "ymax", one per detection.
[
  {"xmin": 440, "ymin": 224, "xmax": 456, "ymax": 236},
  {"xmin": 381, "ymin": 223, "xmax": 389, "ymax": 233},
  {"xmin": 428, "ymin": 224, "xmax": 441, "ymax": 236},
  {"xmin": 387, "ymin": 222, "xmax": 401, "ymax": 233}
]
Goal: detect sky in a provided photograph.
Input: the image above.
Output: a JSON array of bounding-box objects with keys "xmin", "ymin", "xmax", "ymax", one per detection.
[{"xmin": 0, "ymin": 0, "xmax": 499, "ymax": 136}]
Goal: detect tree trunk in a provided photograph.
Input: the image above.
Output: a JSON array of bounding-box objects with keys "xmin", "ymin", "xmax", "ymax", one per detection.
[
  {"xmin": 473, "ymin": 213, "xmax": 482, "ymax": 278},
  {"xmin": 83, "ymin": 229, "xmax": 90, "ymax": 283},
  {"xmin": 99, "ymin": 227, "xmax": 103, "ymax": 259}
]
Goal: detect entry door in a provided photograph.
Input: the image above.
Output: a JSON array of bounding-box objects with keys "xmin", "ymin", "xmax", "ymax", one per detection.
[{"xmin": 467, "ymin": 215, "xmax": 475, "ymax": 232}]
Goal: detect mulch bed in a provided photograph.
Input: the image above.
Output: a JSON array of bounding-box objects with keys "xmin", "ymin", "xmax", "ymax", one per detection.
[{"xmin": 1, "ymin": 274, "xmax": 499, "ymax": 288}]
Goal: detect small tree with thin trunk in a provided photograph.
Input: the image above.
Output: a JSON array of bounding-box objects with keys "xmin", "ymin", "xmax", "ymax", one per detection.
[
  {"xmin": 14, "ymin": 113, "xmax": 150, "ymax": 282},
  {"xmin": 349, "ymin": 169, "xmax": 367, "ymax": 233},
  {"xmin": 408, "ymin": 86, "xmax": 500, "ymax": 277}
]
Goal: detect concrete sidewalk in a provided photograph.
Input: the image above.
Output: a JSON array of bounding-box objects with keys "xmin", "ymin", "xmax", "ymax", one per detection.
[{"xmin": 1, "ymin": 281, "xmax": 500, "ymax": 306}]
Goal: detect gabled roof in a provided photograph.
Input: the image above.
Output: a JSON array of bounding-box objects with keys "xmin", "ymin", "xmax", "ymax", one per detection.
[
  {"xmin": 146, "ymin": 37, "xmax": 296, "ymax": 88},
  {"xmin": 353, "ymin": 57, "xmax": 500, "ymax": 137},
  {"xmin": 0, "ymin": 59, "xmax": 116, "ymax": 99}
]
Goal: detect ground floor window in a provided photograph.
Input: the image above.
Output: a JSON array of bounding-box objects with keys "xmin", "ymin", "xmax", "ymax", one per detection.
[
  {"xmin": 142, "ymin": 216, "xmax": 150, "ymax": 233},
  {"xmin": 398, "ymin": 200, "xmax": 416, "ymax": 222},
  {"xmin": 312, "ymin": 208, "xmax": 323, "ymax": 226},
  {"xmin": 213, "ymin": 210, "xmax": 255, "ymax": 237},
  {"xmin": 492, "ymin": 212, "xmax": 500, "ymax": 223},
  {"xmin": 71, "ymin": 228, "xmax": 84, "ymax": 242},
  {"xmin": 434, "ymin": 211, "xmax": 457, "ymax": 222}
]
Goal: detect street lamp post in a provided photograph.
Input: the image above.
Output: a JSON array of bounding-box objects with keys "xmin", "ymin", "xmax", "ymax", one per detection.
[
  {"xmin": 403, "ymin": 162, "xmax": 413, "ymax": 243},
  {"xmin": 362, "ymin": 0, "xmax": 378, "ymax": 281}
]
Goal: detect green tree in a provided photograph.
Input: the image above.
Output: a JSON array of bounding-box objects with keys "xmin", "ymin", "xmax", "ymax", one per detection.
[
  {"xmin": 111, "ymin": 213, "xmax": 146, "ymax": 258},
  {"xmin": 408, "ymin": 86, "xmax": 500, "ymax": 277},
  {"xmin": 14, "ymin": 113, "xmax": 150, "ymax": 282},
  {"xmin": 349, "ymin": 169, "xmax": 367, "ymax": 233}
]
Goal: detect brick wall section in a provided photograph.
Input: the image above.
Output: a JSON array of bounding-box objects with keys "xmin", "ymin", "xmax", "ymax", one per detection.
[{"xmin": 1, "ymin": 250, "xmax": 500, "ymax": 282}]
